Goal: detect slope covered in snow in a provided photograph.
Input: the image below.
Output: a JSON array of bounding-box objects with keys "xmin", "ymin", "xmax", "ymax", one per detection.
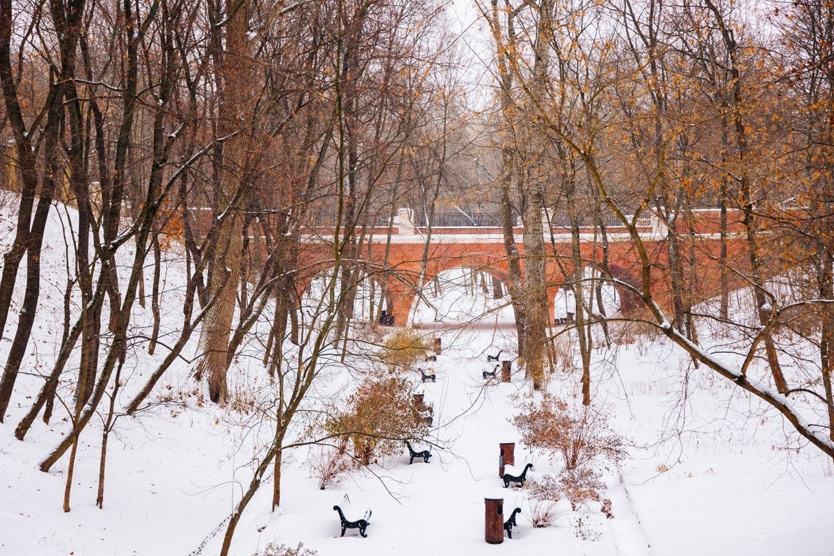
[{"xmin": 1, "ymin": 193, "xmax": 833, "ymax": 556}]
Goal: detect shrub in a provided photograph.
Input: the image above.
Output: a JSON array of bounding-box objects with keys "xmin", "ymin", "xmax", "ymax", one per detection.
[
  {"xmin": 529, "ymin": 500, "xmax": 559, "ymax": 528},
  {"xmin": 307, "ymin": 441, "xmax": 351, "ymax": 490},
  {"xmin": 601, "ymin": 498, "xmax": 613, "ymax": 519},
  {"xmin": 512, "ymin": 395, "xmax": 628, "ymax": 470},
  {"xmin": 559, "ymin": 466, "xmax": 604, "ymax": 511},
  {"xmin": 551, "ymin": 338, "xmax": 575, "ymax": 374},
  {"xmin": 527, "ymin": 474, "xmax": 562, "ymax": 502},
  {"xmin": 253, "ymin": 543, "xmax": 317, "ymax": 556},
  {"xmin": 528, "ymin": 469, "xmax": 613, "ymax": 520},
  {"xmin": 326, "ymin": 373, "xmax": 429, "ymax": 465},
  {"xmin": 572, "ymin": 515, "xmax": 601, "ymax": 541},
  {"xmin": 380, "ymin": 329, "xmax": 431, "ymax": 370}
]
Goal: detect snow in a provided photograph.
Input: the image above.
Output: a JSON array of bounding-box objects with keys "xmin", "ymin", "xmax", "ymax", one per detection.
[{"xmin": 1, "ymin": 193, "xmax": 834, "ymax": 556}]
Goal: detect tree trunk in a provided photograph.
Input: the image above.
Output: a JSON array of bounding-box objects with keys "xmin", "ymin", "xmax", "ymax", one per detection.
[
  {"xmin": 704, "ymin": 0, "xmax": 788, "ymax": 393},
  {"xmin": 148, "ymin": 236, "xmax": 162, "ymax": 355},
  {"xmin": 820, "ymin": 254, "xmax": 834, "ymax": 445},
  {"xmin": 486, "ymin": 0, "xmax": 527, "ymax": 357},
  {"xmin": 719, "ymin": 112, "xmax": 730, "ymax": 321},
  {"xmin": 271, "ymin": 419, "xmax": 286, "ymax": 510},
  {"xmin": 196, "ymin": 0, "xmax": 250, "ymax": 404},
  {"xmin": 521, "ymin": 0, "xmax": 556, "ymax": 391},
  {"xmin": 566, "ymin": 171, "xmax": 592, "ymax": 404},
  {"xmin": 96, "ymin": 355, "xmax": 125, "ymax": 508},
  {"xmin": 0, "ymin": 86, "xmax": 64, "ymax": 420},
  {"xmin": 0, "ymin": 0, "xmax": 86, "ymax": 417}
]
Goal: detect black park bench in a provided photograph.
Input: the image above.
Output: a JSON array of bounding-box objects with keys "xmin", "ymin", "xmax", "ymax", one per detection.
[{"xmin": 333, "ymin": 496, "xmax": 372, "ymax": 538}]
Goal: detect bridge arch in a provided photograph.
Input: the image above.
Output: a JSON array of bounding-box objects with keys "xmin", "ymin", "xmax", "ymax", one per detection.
[
  {"xmin": 295, "ymin": 260, "xmax": 403, "ymax": 326},
  {"xmin": 551, "ymin": 266, "xmax": 622, "ymax": 325},
  {"xmin": 406, "ymin": 265, "xmax": 513, "ymax": 327},
  {"xmin": 288, "ymin": 218, "xmax": 748, "ymax": 328}
]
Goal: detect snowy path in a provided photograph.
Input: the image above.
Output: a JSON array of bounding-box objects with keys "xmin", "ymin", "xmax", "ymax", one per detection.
[{"xmin": 605, "ymin": 470, "xmax": 653, "ymax": 556}]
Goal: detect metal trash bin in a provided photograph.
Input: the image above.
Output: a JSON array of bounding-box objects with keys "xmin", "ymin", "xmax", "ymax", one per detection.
[
  {"xmin": 501, "ymin": 360, "xmax": 511, "ymax": 382},
  {"xmin": 499, "ymin": 442, "xmax": 515, "ymax": 477},
  {"xmin": 484, "ymin": 497, "xmax": 504, "ymax": 544}
]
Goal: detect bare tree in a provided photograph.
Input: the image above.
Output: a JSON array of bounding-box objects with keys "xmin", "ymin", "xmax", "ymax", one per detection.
[
  {"xmin": 500, "ymin": 0, "xmax": 834, "ymax": 458},
  {"xmin": 775, "ymin": 0, "xmax": 834, "ymax": 447},
  {"xmin": 0, "ymin": 0, "xmax": 87, "ymax": 420}
]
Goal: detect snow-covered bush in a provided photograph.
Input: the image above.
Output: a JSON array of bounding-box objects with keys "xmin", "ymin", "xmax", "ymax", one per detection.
[
  {"xmin": 512, "ymin": 395, "xmax": 628, "ymax": 470},
  {"xmin": 307, "ymin": 442, "xmax": 352, "ymax": 490},
  {"xmin": 559, "ymin": 466, "xmax": 604, "ymax": 511},
  {"xmin": 527, "ymin": 473, "xmax": 562, "ymax": 501},
  {"xmin": 526, "ymin": 474, "xmax": 562, "ymax": 527},
  {"xmin": 253, "ymin": 542, "xmax": 317, "ymax": 556},
  {"xmin": 379, "ymin": 329, "xmax": 432, "ymax": 370},
  {"xmin": 572, "ymin": 515, "xmax": 601, "ymax": 541},
  {"xmin": 527, "ymin": 469, "xmax": 614, "ymax": 522},
  {"xmin": 326, "ymin": 373, "xmax": 430, "ymax": 465},
  {"xmin": 529, "ymin": 500, "xmax": 559, "ymax": 528}
]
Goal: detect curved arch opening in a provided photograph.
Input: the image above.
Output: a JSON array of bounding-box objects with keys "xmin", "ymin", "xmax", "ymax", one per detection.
[
  {"xmin": 553, "ymin": 266, "xmax": 621, "ymax": 324},
  {"xmin": 412, "ymin": 267, "xmax": 515, "ymax": 328},
  {"xmin": 299, "ymin": 266, "xmax": 389, "ymax": 325}
]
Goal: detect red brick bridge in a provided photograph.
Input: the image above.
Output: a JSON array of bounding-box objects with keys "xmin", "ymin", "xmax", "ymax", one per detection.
[{"xmin": 291, "ymin": 208, "xmax": 753, "ymax": 327}]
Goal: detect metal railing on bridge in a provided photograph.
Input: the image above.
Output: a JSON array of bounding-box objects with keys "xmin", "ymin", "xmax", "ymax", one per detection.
[
  {"xmin": 413, "ymin": 210, "xmax": 504, "ymax": 227},
  {"xmin": 304, "ymin": 212, "xmax": 392, "ymax": 228},
  {"xmin": 302, "ymin": 209, "xmax": 651, "ymax": 230},
  {"xmin": 413, "ymin": 210, "xmax": 648, "ymax": 229}
]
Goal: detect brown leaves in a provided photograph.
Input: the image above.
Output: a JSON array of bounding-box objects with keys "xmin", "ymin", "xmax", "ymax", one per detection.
[
  {"xmin": 327, "ymin": 374, "xmax": 430, "ymax": 465},
  {"xmin": 512, "ymin": 394, "xmax": 628, "ymax": 470}
]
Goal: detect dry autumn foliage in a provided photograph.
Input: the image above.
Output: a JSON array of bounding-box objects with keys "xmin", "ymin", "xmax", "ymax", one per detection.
[
  {"xmin": 379, "ymin": 329, "xmax": 433, "ymax": 370},
  {"xmin": 327, "ymin": 373, "xmax": 430, "ymax": 465},
  {"xmin": 512, "ymin": 395, "xmax": 628, "ymax": 471},
  {"xmin": 307, "ymin": 440, "xmax": 353, "ymax": 491}
]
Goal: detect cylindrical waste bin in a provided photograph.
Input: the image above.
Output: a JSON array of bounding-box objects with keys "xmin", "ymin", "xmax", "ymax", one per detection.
[
  {"xmin": 484, "ymin": 497, "xmax": 504, "ymax": 544},
  {"xmin": 499, "ymin": 442, "xmax": 515, "ymax": 477},
  {"xmin": 501, "ymin": 360, "xmax": 511, "ymax": 382}
]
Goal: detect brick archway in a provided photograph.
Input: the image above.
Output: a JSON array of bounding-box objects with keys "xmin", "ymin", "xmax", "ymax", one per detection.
[
  {"xmin": 223, "ymin": 208, "xmax": 755, "ymax": 328},
  {"xmin": 378, "ymin": 242, "xmax": 517, "ymax": 327}
]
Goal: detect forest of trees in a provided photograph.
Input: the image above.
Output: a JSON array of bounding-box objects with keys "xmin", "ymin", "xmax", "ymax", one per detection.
[{"xmin": 0, "ymin": 0, "xmax": 832, "ymax": 552}]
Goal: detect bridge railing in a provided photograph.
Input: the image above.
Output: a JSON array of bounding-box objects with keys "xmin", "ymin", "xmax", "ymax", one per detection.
[
  {"xmin": 304, "ymin": 212, "xmax": 392, "ymax": 228},
  {"xmin": 413, "ymin": 211, "xmax": 503, "ymax": 227},
  {"xmin": 413, "ymin": 210, "xmax": 650, "ymax": 230},
  {"xmin": 247, "ymin": 209, "xmax": 652, "ymax": 232}
]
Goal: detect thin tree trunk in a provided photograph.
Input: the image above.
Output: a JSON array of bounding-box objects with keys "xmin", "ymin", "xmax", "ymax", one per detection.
[
  {"xmin": 0, "ymin": 0, "xmax": 46, "ymax": 346},
  {"xmin": 148, "ymin": 236, "xmax": 162, "ymax": 354},
  {"xmin": 0, "ymin": 0, "xmax": 86, "ymax": 417},
  {"xmin": 719, "ymin": 112, "xmax": 730, "ymax": 320},
  {"xmin": 271, "ymin": 418, "xmax": 286, "ymax": 510},
  {"xmin": 486, "ymin": 0, "xmax": 527, "ymax": 357},
  {"xmin": 62, "ymin": 421, "xmax": 81, "ymax": 512},
  {"xmin": 567, "ymin": 173, "xmax": 592, "ymax": 404},
  {"xmin": 96, "ymin": 354, "xmax": 125, "ymax": 508},
  {"xmin": 820, "ymin": 255, "xmax": 834, "ymax": 445},
  {"xmin": 15, "ymin": 297, "xmax": 88, "ymax": 438},
  {"xmin": 592, "ymin": 197, "xmax": 611, "ymax": 346},
  {"xmin": 704, "ymin": 0, "xmax": 788, "ymax": 393},
  {"xmin": 0, "ymin": 87, "xmax": 64, "ymax": 420}
]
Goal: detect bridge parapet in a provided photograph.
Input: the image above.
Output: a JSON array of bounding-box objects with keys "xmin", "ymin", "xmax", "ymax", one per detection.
[
  {"xmin": 396, "ymin": 208, "xmax": 416, "ymax": 235},
  {"xmin": 187, "ymin": 206, "xmax": 738, "ymax": 244}
]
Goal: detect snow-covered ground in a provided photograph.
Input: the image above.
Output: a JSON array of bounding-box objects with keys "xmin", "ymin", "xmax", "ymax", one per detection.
[{"xmin": 1, "ymin": 194, "xmax": 833, "ymax": 556}]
